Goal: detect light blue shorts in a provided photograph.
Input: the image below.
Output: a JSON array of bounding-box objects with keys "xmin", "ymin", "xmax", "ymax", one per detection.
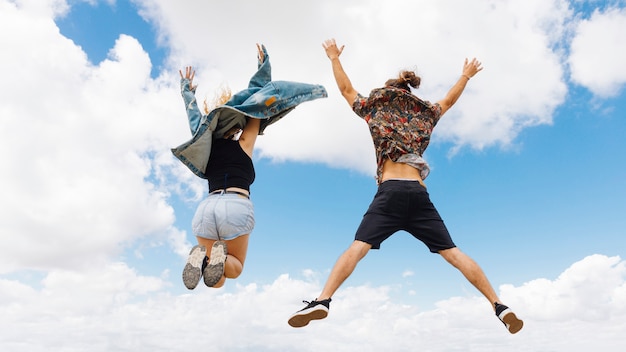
[{"xmin": 191, "ymin": 193, "xmax": 255, "ymax": 240}]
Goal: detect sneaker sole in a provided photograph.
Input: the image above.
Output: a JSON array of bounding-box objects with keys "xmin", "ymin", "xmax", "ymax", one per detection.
[
  {"xmin": 204, "ymin": 241, "xmax": 228, "ymax": 287},
  {"xmin": 182, "ymin": 245, "xmax": 206, "ymax": 290},
  {"xmin": 288, "ymin": 307, "xmax": 329, "ymax": 328},
  {"xmin": 502, "ymin": 312, "xmax": 524, "ymax": 334}
]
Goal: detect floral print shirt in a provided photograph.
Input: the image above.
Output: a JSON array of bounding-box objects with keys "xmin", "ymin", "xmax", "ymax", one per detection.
[{"xmin": 352, "ymin": 87, "xmax": 442, "ymax": 183}]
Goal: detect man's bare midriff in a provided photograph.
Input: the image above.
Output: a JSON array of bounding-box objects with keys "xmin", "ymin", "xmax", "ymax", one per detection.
[{"xmin": 380, "ymin": 158, "xmax": 425, "ymax": 187}]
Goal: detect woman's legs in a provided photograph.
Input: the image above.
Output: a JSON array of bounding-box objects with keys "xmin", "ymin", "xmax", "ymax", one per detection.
[{"xmin": 196, "ymin": 234, "xmax": 250, "ymax": 288}]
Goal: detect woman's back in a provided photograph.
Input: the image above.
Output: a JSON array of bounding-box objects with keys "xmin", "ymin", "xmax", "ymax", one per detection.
[{"xmin": 206, "ymin": 138, "xmax": 255, "ymax": 193}]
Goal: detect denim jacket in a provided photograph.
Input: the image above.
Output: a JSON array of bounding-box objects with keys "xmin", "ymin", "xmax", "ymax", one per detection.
[{"xmin": 171, "ymin": 45, "xmax": 327, "ymax": 179}]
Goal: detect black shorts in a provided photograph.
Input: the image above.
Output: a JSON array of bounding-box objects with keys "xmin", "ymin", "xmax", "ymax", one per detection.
[{"xmin": 354, "ymin": 179, "xmax": 456, "ymax": 252}]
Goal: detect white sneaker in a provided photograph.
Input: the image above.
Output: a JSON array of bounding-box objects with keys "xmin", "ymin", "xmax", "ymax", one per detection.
[
  {"xmin": 182, "ymin": 245, "xmax": 207, "ymax": 290},
  {"xmin": 203, "ymin": 241, "xmax": 228, "ymax": 287}
]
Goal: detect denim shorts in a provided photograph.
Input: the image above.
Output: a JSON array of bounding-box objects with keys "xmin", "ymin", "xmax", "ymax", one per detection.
[
  {"xmin": 192, "ymin": 193, "xmax": 255, "ymax": 240},
  {"xmin": 354, "ymin": 179, "xmax": 456, "ymax": 252}
]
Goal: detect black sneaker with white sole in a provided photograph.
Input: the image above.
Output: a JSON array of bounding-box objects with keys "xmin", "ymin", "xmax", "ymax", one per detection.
[
  {"xmin": 182, "ymin": 245, "xmax": 207, "ymax": 290},
  {"xmin": 288, "ymin": 298, "xmax": 331, "ymax": 328},
  {"xmin": 495, "ymin": 302, "xmax": 523, "ymax": 334}
]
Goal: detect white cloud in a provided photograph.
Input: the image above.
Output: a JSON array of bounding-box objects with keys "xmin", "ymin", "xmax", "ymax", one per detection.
[
  {"xmin": 0, "ymin": 0, "xmax": 577, "ymax": 274},
  {"xmin": 0, "ymin": 255, "xmax": 625, "ymax": 351},
  {"xmin": 508, "ymin": 254, "xmax": 626, "ymax": 321},
  {"xmin": 1, "ymin": 1, "xmax": 626, "ymax": 350},
  {"xmin": 136, "ymin": 0, "xmax": 572, "ymax": 173},
  {"xmin": 6, "ymin": 0, "xmax": 69, "ymax": 17},
  {"xmin": 569, "ymin": 6, "xmax": 626, "ymax": 97},
  {"xmin": 0, "ymin": 1, "xmax": 191, "ymax": 272}
]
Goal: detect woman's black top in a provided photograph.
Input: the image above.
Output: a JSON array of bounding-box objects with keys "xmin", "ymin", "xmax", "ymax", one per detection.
[{"xmin": 206, "ymin": 138, "xmax": 255, "ymax": 192}]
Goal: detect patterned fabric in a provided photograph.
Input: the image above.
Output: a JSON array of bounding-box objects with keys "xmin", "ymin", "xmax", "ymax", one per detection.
[{"xmin": 353, "ymin": 87, "xmax": 442, "ymax": 183}]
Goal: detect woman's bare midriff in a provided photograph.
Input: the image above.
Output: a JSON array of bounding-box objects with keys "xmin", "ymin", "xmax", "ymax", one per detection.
[
  {"xmin": 219, "ymin": 187, "xmax": 250, "ymax": 198},
  {"xmin": 380, "ymin": 158, "xmax": 425, "ymax": 187}
]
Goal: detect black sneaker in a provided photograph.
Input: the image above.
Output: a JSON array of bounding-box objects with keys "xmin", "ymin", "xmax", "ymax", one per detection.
[
  {"xmin": 495, "ymin": 302, "xmax": 523, "ymax": 334},
  {"xmin": 203, "ymin": 241, "xmax": 228, "ymax": 287},
  {"xmin": 288, "ymin": 298, "xmax": 331, "ymax": 328},
  {"xmin": 182, "ymin": 245, "xmax": 207, "ymax": 290}
]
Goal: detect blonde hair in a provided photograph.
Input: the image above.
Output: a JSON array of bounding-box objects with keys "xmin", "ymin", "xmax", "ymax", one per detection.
[{"xmin": 203, "ymin": 84, "xmax": 232, "ymax": 114}]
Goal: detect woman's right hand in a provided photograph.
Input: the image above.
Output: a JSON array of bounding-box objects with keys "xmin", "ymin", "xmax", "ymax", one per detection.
[{"xmin": 179, "ymin": 66, "xmax": 197, "ymax": 91}]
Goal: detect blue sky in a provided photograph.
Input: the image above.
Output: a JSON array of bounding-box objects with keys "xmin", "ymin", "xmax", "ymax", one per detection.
[{"xmin": 1, "ymin": 0, "xmax": 626, "ymax": 351}]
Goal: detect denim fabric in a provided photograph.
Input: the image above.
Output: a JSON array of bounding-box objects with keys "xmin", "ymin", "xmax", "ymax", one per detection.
[
  {"xmin": 192, "ymin": 193, "xmax": 255, "ymax": 240},
  {"xmin": 172, "ymin": 45, "xmax": 327, "ymax": 179}
]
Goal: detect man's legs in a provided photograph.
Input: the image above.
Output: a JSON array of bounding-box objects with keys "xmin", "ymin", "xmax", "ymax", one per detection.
[
  {"xmin": 438, "ymin": 247, "xmax": 499, "ymax": 305},
  {"xmin": 318, "ymin": 240, "xmax": 372, "ymax": 300},
  {"xmin": 288, "ymin": 240, "xmax": 371, "ymax": 327},
  {"xmin": 439, "ymin": 247, "xmax": 523, "ymax": 334}
]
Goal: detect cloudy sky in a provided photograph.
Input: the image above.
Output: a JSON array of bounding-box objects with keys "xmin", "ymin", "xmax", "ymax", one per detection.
[{"xmin": 1, "ymin": 0, "xmax": 625, "ymax": 351}]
